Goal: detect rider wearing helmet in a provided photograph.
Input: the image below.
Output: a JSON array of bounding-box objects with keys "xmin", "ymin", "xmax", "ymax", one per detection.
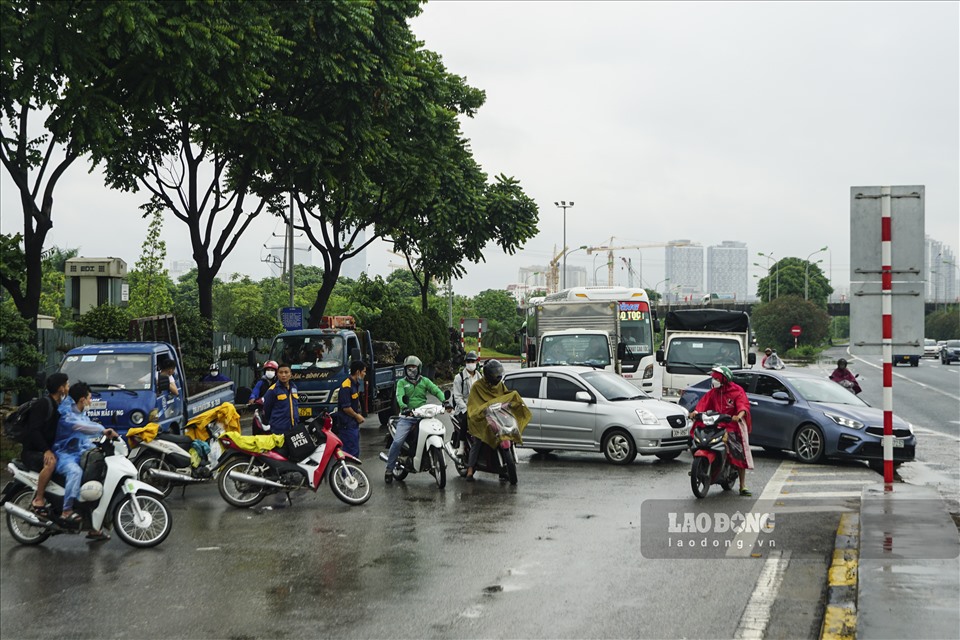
[
  {"xmin": 829, "ymin": 358, "xmax": 861, "ymax": 394},
  {"xmin": 450, "ymin": 351, "xmax": 482, "ymax": 455},
  {"xmin": 201, "ymin": 362, "xmax": 232, "ymax": 384},
  {"xmin": 688, "ymin": 365, "xmax": 753, "ymax": 496},
  {"xmin": 464, "ymin": 359, "xmax": 518, "ymax": 480},
  {"xmin": 249, "ymin": 360, "xmax": 279, "ymax": 404},
  {"xmin": 384, "ymin": 355, "xmax": 447, "ymax": 483}
]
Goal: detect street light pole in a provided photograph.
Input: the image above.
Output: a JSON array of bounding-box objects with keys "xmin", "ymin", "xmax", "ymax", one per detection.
[
  {"xmin": 555, "ymin": 201, "xmax": 574, "ymax": 289},
  {"xmin": 756, "ymin": 253, "xmax": 776, "ymax": 301},
  {"xmin": 804, "ymin": 246, "xmax": 829, "ymax": 300}
]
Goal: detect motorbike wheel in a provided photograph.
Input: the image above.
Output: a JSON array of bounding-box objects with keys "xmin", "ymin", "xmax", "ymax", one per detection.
[
  {"xmin": 218, "ymin": 458, "xmax": 267, "ymax": 508},
  {"xmin": 504, "ymin": 446, "xmax": 518, "ymax": 486},
  {"xmin": 655, "ymin": 450, "xmax": 683, "ymax": 461},
  {"xmin": 691, "ymin": 457, "xmax": 711, "ymax": 499},
  {"xmin": 720, "ymin": 465, "xmax": 738, "ymax": 491},
  {"xmin": 430, "ymin": 447, "xmax": 446, "ymax": 489},
  {"xmin": 329, "ymin": 461, "xmax": 372, "ymax": 506},
  {"xmin": 5, "ymin": 487, "xmax": 51, "ymax": 545},
  {"xmin": 113, "ymin": 493, "xmax": 172, "ymax": 548},
  {"xmin": 137, "ymin": 455, "xmax": 176, "ymax": 498},
  {"xmin": 392, "ymin": 464, "xmax": 410, "ymax": 481}
]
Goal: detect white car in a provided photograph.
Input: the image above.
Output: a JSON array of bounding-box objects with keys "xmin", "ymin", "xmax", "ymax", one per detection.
[
  {"xmin": 923, "ymin": 338, "xmax": 941, "ymax": 359},
  {"xmin": 503, "ymin": 366, "xmax": 689, "ymax": 465}
]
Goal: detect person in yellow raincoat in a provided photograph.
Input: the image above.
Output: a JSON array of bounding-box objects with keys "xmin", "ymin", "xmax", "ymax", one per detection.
[{"xmin": 465, "ymin": 359, "xmax": 531, "ymax": 481}]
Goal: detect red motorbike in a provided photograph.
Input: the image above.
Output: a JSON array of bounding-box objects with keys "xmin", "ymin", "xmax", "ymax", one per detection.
[
  {"xmin": 249, "ymin": 398, "xmax": 269, "ymax": 435},
  {"xmin": 216, "ymin": 412, "xmax": 371, "ymax": 508},
  {"xmin": 689, "ymin": 411, "xmax": 739, "ymax": 499}
]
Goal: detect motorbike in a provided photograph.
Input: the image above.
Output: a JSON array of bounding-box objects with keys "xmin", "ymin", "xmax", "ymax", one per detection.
[
  {"xmin": 128, "ymin": 422, "xmax": 225, "ymax": 498},
  {"xmin": 835, "ymin": 374, "xmax": 862, "ymax": 395},
  {"xmin": 445, "ymin": 404, "xmax": 519, "ymax": 486},
  {"xmin": 379, "ymin": 404, "xmax": 449, "ymax": 488},
  {"xmin": 216, "ymin": 412, "xmax": 371, "ymax": 508},
  {"xmin": 2, "ymin": 435, "xmax": 173, "ymax": 547},
  {"xmin": 689, "ymin": 411, "xmax": 739, "ymax": 499}
]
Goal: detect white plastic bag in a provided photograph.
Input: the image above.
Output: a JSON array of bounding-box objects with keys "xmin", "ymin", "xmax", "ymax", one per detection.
[{"xmin": 485, "ymin": 403, "xmax": 519, "ymax": 438}]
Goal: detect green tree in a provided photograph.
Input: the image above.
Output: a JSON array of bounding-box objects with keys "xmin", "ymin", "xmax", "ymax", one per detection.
[
  {"xmin": 756, "ymin": 258, "xmax": 832, "ymax": 305},
  {"xmin": 212, "ymin": 274, "xmax": 264, "ymax": 333},
  {"xmin": 925, "ymin": 307, "xmax": 959, "ymax": 340},
  {"xmin": 73, "ymin": 304, "xmax": 131, "ymax": 341},
  {"xmin": 0, "ymin": 296, "xmax": 43, "ymax": 398},
  {"xmin": 752, "ymin": 296, "xmax": 831, "ymax": 353},
  {"xmin": 127, "ymin": 207, "xmax": 174, "ymax": 318},
  {"xmin": 171, "ymin": 303, "xmax": 213, "ymax": 382},
  {"xmin": 233, "ymin": 313, "xmax": 283, "ymax": 351}
]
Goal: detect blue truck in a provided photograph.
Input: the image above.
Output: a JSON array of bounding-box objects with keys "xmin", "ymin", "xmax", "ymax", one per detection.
[
  {"xmin": 266, "ymin": 316, "xmax": 403, "ymax": 425},
  {"xmin": 57, "ymin": 342, "xmax": 235, "ymax": 434}
]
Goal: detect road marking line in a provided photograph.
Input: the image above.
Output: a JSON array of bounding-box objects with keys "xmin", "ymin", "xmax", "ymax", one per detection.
[
  {"xmin": 784, "ymin": 479, "xmax": 875, "ymax": 485},
  {"xmin": 850, "ymin": 355, "xmax": 960, "ymax": 401},
  {"xmin": 734, "ymin": 550, "xmax": 791, "ymax": 640},
  {"xmin": 778, "ymin": 491, "xmax": 863, "ymax": 498},
  {"xmin": 912, "ymin": 426, "xmax": 960, "ymax": 442},
  {"xmin": 727, "ymin": 460, "xmax": 794, "ymax": 558},
  {"xmin": 774, "ymin": 506, "xmax": 854, "ymax": 514}
]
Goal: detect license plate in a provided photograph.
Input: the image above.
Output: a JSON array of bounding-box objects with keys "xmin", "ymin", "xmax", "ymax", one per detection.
[
  {"xmin": 893, "ymin": 438, "xmax": 904, "ymax": 448},
  {"xmin": 671, "ymin": 427, "xmax": 688, "ymax": 437},
  {"xmin": 298, "ymin": 407, "xmax": 312, "ymax": 417},
  {"xmin": 88, "ymin": 401, "xmax": 107, "ymax": 410}
]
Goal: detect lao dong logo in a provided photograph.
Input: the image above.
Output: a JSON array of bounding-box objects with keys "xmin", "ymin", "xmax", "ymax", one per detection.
[{"xmin": 668, "ymin": 511, "xmax": 776, "ymax": 534}]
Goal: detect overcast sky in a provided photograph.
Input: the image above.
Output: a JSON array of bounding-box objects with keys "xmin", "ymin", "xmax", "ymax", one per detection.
[{"xmin": 2, "ymin": 1, "xmax": 957, "ymax": 299}]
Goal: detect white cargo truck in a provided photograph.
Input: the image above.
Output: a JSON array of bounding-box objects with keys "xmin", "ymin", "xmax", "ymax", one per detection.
[{"xmin": 656, "ymin": 309, "xmax": 755, "ymax": 402}]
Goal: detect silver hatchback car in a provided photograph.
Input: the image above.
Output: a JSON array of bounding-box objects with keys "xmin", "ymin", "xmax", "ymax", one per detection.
[{"xmin": 503, "ymin": 366, "xmax": 689, "ymax": 464}]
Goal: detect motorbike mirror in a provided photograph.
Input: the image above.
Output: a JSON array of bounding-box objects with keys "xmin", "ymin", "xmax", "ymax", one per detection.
[{"xmin": 444, "ymin": 389, "xmax": 452, "ymax": 401}]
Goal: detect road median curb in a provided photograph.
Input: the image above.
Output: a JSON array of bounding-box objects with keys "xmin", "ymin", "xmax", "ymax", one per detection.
[{"xmin": 820, "ymin": 512, "xmax": 859, "ymax": 640}]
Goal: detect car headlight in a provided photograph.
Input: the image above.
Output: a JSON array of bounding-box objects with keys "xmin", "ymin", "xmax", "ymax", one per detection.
[
  {"xmin": 824, "ymin": 412, "xmax": 864, "ymax": 430},
  {"xmin": 635, "ymin": 408, "xmax": 659, "ymax": 425},
  {"xmin": 129, "ymin": 410, "xmax": 146, "ymax": 426},
  {"xmin": 906, "ymin": 422, "xmax": 914, "ymax": 435}
]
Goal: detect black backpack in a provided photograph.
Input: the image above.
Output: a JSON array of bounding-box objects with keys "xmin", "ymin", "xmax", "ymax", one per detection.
[{"xmin": 2, "ymin": 397, "xmax": 51, "ymax": 443}]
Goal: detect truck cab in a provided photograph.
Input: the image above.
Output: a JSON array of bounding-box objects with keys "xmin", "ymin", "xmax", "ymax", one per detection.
[
  {"xmin": 58, "ymin": 342, "xmax": 234, "ymax": 434},
  {"xmin": 267, "ymin": 316, "xmax": 402, "ymax": 425}
]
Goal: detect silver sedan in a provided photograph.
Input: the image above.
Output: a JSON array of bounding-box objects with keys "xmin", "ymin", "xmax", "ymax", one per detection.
[{"xmin": 503, "ymin": 366, "xmax": 689, "ymax": 464}]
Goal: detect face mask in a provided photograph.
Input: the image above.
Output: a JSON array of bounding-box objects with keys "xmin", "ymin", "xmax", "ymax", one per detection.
[
  {"xmin": 265, "ymin": 371, "xmax": 276, "ymax": 379},
  {"xmin": 466, "ymin": 363, "xmax": 477, "ymax": 372},
  {"xmin": 711, "ymin": 378, "xmax": 722, "ymax": 389},
  {"xmin": 406, "ymin": 367, "xmax": 418, "ymax": 379}
]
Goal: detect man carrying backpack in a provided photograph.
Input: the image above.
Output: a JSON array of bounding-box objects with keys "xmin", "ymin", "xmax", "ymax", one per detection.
[{"xmin": 20, "ymin": 373, "xmax": 70, "ymax": 516}]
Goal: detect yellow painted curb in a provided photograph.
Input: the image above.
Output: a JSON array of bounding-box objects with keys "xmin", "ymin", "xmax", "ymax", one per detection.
[
  {"xmin": 820, "ymin": 513, "xmax": 859, "ymax": 640},
  {"xmin": 822, "ymin": 605, "xmax": 857, "ymax": 640}
]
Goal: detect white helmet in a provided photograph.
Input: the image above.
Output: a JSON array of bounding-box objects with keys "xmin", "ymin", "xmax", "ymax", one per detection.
[
  {"xmin": 403, "ymin": 355, "xmax": 422, "ymax": 382},
  {"xmin": 79, "ymin": 480, "xmax": 103, "ymax": 502}
]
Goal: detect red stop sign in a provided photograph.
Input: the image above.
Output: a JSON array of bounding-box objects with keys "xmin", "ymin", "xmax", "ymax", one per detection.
[{"xmin": 791, "ymin": 325, "xmax": 802, "ymax": 336}]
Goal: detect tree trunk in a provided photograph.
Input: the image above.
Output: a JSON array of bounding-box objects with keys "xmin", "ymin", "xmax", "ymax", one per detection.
[{"xmin": 308, "ymin": 254, "xmax": 345, "ymax": 328}]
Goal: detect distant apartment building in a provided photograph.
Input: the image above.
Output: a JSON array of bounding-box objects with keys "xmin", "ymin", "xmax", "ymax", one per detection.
[
  {"xmin": 665, "ymin": 240, "xmax": 704, "ymax": 301},
  {"xmin": 338, "ymin": 227, "xmax": 368, "ymax": 281},
  {"xmin": 925, "ymin": 236, "xmax": 957, "ymax": 302},
  {"xmin": 706, "ymin": 241, "xmax": 748, "ymax": 300}
]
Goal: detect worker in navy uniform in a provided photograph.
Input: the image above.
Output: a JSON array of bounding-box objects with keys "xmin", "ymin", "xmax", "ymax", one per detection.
[{"xmin": 337, "ymin": 360, "xmax": 367, "ymax": 457}]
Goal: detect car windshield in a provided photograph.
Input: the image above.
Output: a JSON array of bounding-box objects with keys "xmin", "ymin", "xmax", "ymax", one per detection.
[
  {"xmin": 790, "ymin": 377, "xmax": 869, "ymax": 406},
  {"xmin": 540, "ymin": 335, "xmax": 610, "ymax": 367},
  {"xmin": 60, "ymin": 353, "xmax": 154, "ymax": 390},
  {"xmin": 666, "ymin": 337, "xmax": 742, "ymax": 369},
  {"xmin": 947, "ymin": 341, "xmax": 960, "ymax": 348},
  {"xmin": 924, "ymin": 339, "xmax": 936, "ymax": 347},
  {"xmin": 271, "ymin": 335, "xmax": 344, "ymax": 370},
  {"xmin": 580, "ymin": 371, "xmax": 649, "ymax": 401}
]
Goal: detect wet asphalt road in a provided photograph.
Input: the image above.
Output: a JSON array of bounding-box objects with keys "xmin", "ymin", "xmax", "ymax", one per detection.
[{"xmin": 3, "ymin": 352, "xmax": 952, "ymax": 639}]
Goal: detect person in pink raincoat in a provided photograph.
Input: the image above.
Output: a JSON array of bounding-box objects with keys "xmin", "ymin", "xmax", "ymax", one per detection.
[{"xmin": 688, "ymin": 365, "xmax": 754, "ymax": 496}]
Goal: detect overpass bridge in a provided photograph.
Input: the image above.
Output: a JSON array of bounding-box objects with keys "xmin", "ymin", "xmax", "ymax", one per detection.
[{"xmin": 652, "ymin": 301, "xmax": 946, "ymax": 317}]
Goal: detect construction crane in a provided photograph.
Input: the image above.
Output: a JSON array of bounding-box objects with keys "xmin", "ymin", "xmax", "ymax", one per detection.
[
  {"xmin": 586, "ymin": 238, "xmax": 690, "ymax": 287},
  {"xmin": 546, "ymin": 245, "xmax": 567, "ymax": 294}
]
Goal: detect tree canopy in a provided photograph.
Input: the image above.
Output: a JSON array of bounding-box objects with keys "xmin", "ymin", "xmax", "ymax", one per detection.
[{"xmin": 756, "ymin": 257, "xmax": 832, "ymax": 306}]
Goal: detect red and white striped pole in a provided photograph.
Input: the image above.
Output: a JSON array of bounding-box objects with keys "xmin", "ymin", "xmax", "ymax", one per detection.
[
  {"xmin": 477, "ymin": 318, "xmax": 483, "ymax": 357},
  {"xmin": 880, "ymin": 186, "xmax": 894, "ymax": 487},
  {"xmin": 459, "ymin": 317, "xmax": 465, "ymax": 349}
]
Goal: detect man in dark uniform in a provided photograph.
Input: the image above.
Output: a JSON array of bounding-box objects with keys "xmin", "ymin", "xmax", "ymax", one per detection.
[
  {"xmin": 337, "ymin": 361, "xmax": 367, "ymax": 457},
  {"xmin": 22, "ymin": 372, "xmax": 70, "ymax": 514}
]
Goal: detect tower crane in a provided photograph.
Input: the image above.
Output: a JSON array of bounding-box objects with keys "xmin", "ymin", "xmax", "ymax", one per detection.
[{"xmin": 586, "ymin": 238, "xmax": 690, "ymax": 287}]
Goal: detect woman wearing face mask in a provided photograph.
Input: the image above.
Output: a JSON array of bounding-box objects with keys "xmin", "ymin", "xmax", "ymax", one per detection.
[
  {"xmin": 688, "ymin": 365, "xmax": 754, "ymax": 496},
  {"xmin": 449, "ymin": 351, "xmax": 481, "ymax": 457},
  {"xmin": 248, "ymin": 361, "xmax": 279, "ymax": 404}
]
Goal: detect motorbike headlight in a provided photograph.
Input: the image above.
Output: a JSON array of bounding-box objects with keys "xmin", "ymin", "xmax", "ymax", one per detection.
[
  {"xmin": 635, "ymin": 408, "xmax": 659, "ymax": 426},
  {"xmin": 129, "ymin": 410, "xmax": 146, "ymax": 426},
  {"xmin": 824, "ymin": 412, "xmax": 864, "ymax": 430}
]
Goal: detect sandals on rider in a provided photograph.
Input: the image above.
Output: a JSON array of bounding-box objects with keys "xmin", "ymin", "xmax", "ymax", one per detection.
[
  {"xmin": 61, "ymin": 512, "xmax": 83, "ymax": 526},
  {"xmin": 740, "ymin": 488, "xmax": 752, "ymax": 497},
  {"xmin": 86, "ymin": 530, "xmax": 110, "ymax": 542},
  {"xmin": 30, "ymin": 500, "xmax": 51, "ymax": 518}
]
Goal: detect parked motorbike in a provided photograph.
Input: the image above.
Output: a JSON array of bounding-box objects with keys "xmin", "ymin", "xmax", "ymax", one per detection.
[
  {"xmin": 216, "ymin": 412, "xmax": 371, "ymax": 508},
  {"xmin": 2, "ymin": 435, "xmax": 173, "ymax": 547},
  {"xmin": 379, "ymin": 404, "xmax": 449, "ymax": 488},
  {"xmin": 689, "ymin": 411, "xmax": 739, "ymax": 499},
  {"xmin": 129, "ymin": 423, "xmax": 225, "ymax": 498}
]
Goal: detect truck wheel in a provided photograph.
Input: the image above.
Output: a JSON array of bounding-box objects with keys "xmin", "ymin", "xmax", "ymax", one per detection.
[{"xmin": 602, "ymin": 429, "xmax": 637, "ymax": 465}]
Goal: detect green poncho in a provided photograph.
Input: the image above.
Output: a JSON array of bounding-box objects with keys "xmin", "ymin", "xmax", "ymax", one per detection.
[{"xmin": 466, "ymin": 378, "xmax": 532, "ymax": 449}]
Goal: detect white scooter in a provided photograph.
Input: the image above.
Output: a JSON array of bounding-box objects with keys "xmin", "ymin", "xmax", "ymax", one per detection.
[
  {"xmin": 379, "ymin": 404, "xmax": 449, "ymax": 488},
  {"xmin": 2, "ymin": 435, "xmax": 172, "ymax": 548}
]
